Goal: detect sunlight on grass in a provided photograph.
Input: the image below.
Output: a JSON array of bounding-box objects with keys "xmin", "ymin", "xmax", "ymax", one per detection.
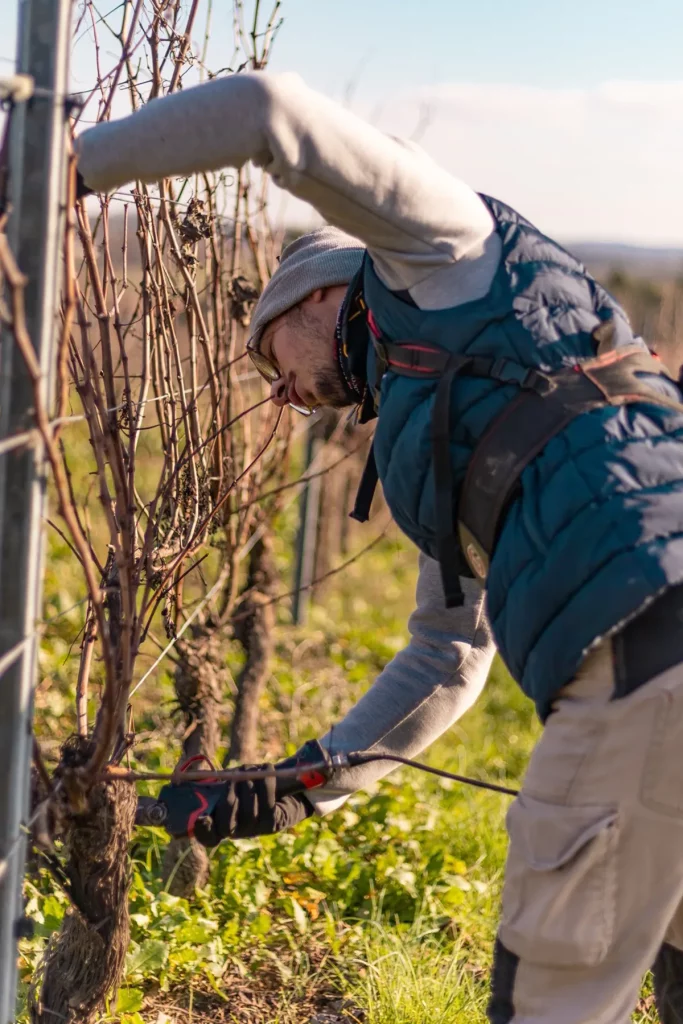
[{"xmin": 344, "ymin": 915, "xmax": 489, "ymax": 1024}]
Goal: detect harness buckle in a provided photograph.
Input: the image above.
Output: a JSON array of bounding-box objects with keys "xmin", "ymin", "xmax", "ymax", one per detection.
[
  {"xmin": 458, "ymin": 523, "xmax": 489, "ymax": 581},
  {"xmin": 371, "ymin": 337, "xmax": 388, "ymax": 380},
  {"xmin": 489, "ymin": 358, "xmax": 555, "ymax": 395},
  {"xmin": 522, "ymin": 368, "xmax": 556, "ymax": 395}
]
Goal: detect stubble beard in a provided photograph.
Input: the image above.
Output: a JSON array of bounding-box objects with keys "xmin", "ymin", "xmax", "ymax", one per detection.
[
  {"xmin": 314, "ymin": 366, "xmax": 354, "ymax": 410},
  {"xmin": 292, "ymin": 304, "xmax": 353, "ymax": 410}
]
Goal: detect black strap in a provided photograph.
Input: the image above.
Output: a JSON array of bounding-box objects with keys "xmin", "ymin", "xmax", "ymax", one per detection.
[
  {"xmin": 379, "ymin": 340, "xmax": 452, "ymax": 377},
  {"xmin": 353, "ymin": 339, "xmax": 556, "ymax": 598},
  {"xmin": 613, "ymin": 583, "xmax": 683, "ymax": 699},
  {"xmin": 458, "ymin": 375, "xmax": 600, "ymax": 579},
  {"xmin": 370, "ymin": 338, "xmax": 555, "ymax": 596},
  {"xmin": 355, "ymin": 329, "xmax": 683, "ymax": 590},
  {"xmin": 350, "ymin": 442, "xmax": 379, "ymax": 523},
  {"xmin": 432, "ymin": 356, "xmax": 465, "ymax": 608},
  {"xmin": 458, "ymin": 345, "xmax": 683, "ymax": 579},
  {"xmin": 375, "ymin": 339, "xmax": 555, "ymax": 396},
  {"xmin": 373, "ymin": 336, "xmax": 683, "ymax": 586}
]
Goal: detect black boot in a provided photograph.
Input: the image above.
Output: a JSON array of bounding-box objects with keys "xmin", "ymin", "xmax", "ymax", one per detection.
[
  {"xmin": 654, "ymin": 943, "xmax": 683, "ymax": 1024},
  {"xmin": 487, "ymin": 936, "xmax": 519, "ymax": 1024}
]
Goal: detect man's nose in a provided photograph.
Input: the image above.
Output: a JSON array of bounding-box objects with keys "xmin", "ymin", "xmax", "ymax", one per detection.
[{"xmin": 269, "ymin": 377, "xmax": 288, "ymax": 407}]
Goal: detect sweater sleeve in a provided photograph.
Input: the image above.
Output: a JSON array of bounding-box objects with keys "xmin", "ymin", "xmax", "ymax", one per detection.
[
  {"xmin": 306, "ymin": 555, "xmax": 495, "ymax": 815},
  {"xmin": 76, "ymin": 71, "xmax": 500, "ymax": 308}
]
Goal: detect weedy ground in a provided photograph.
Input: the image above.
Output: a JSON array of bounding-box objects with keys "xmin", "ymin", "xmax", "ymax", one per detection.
[{"xmin": 21, "ymin": 509, "xmax": 658, "ymax": 1023}]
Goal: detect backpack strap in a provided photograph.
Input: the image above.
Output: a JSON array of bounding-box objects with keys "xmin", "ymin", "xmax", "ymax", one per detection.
[
  {"xmin": 377, "ymin": 339, "xmax": 553, "ymax": 394},
  {"xmin": 433, "ymin": 356, "xmax": 467, "ymax": 606},
  {"xmin": 369, "ymin": 328, "xmax": 683, "ymax": 590},
  {"xmin": 459, "ymin": 343, "xmax": 683, "ymax": 580},
  {"xmin": 350, "ymin": 442, "xmax": 379, "ymax": 523},
  {"xmin": 354, "ymin": 334, "xmax": 555, "ymax": 606}
]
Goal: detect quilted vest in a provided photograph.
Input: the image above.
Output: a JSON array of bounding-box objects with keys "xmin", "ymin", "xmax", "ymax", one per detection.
[{"xmin": 359, "ymin": 196, "xmax": 683, "ymax": 717}]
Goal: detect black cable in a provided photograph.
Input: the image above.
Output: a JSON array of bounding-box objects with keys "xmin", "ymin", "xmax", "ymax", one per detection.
[
  {"xmin": 127, "ymin": 752, "xmax": 520, "ymax": 798},
  {"xmin": 346, "ymin": 752, "xmax": 519, "ymax": 797}
]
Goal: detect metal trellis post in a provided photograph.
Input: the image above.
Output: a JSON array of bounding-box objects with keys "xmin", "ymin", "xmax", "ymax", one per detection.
[{"xmin": 0, "ymin": 0, "xmax": 72, "ymax": 1016}]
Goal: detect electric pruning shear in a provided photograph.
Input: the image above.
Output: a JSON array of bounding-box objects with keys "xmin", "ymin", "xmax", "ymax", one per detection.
[
  {"xmin": 133, "ymin": 739, "xmax": 519, "ymax": 839},
  {"xmin": 134, "ymin": 739, "xmax": 333, "ymax": 838}
]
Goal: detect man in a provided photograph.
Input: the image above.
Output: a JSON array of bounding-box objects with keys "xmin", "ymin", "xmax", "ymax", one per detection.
[{"xmin": 77, "ymin": 71, "xmax": 683, "ymax": 1023}]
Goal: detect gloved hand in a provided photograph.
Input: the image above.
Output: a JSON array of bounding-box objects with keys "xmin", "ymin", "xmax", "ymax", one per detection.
[
  {"xmin": 156, "ymin": 761, "xmax": 317, "ymax": 848},
  {"xmin": 154, "ymin": 740, "xmax": 328, "ymax": 847},
  {"xmin": 192, "ymin": 764, "xmax": 315, "ymax": 848}
]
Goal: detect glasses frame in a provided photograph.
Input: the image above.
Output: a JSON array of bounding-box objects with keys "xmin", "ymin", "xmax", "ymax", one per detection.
[{"xmin": 246, "ymin": 332, "xmax": 314, "ymax": 416}]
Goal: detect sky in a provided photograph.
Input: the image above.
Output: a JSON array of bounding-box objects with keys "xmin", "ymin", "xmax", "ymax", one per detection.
[{"xmin": 4, "ymin": 0, "xmax": 683, "ymax": 245}]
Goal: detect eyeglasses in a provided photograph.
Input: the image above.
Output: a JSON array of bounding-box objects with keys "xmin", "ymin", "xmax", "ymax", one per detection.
[{"xmin": 246, "ymin": 333, "xmax": 315, "ymax": 417}]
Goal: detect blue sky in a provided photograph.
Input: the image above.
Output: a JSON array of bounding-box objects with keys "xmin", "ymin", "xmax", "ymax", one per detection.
[
  {"xmin": 266, "ymin": 0, "xmax": 683, "ymax": 245},
  {"xmin": 264, "ymin": 0, "xmax": 683, "ymax": 98},
  {"xmin": 4, "ymin": 0, "xmax": 683, "ymax": 245}
]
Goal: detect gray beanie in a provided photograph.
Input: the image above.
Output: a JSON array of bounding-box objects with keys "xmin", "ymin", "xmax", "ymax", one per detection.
[{"xmin": 249, "ymin": 225, "xmax": 365, "ymax": 345}]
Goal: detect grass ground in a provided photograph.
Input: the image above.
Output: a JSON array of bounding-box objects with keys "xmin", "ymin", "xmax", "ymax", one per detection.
[{"xmin": 21, "ymin": 522, "xmax": 659, "ymax": 1023}]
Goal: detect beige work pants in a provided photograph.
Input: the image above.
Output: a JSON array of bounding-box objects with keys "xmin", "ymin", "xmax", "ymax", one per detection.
[{"xmin": 491, "ymin": 640, "xmax": 683, "ymax": 1024}]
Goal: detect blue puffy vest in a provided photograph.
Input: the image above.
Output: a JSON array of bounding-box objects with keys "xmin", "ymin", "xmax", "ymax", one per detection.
[{"xmin": 360, "ymin": 196, "xmax": 683, "ymax": 718}]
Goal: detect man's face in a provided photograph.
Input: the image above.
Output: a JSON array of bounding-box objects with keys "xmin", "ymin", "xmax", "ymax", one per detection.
[{"xmin": 261, "ymin": 286, "xmax": 351, "ymax": 413}]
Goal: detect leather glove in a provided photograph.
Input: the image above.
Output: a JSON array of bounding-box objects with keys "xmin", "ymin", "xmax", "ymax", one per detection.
[{"xmin": 192, "ymin": 764, "xmax": 314, "ymax": 848}]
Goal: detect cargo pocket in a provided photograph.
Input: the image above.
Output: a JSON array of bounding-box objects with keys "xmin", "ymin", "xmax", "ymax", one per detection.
[{"xmin": 499, "ymin": 795, "xmax": 619, "ymax": 968}]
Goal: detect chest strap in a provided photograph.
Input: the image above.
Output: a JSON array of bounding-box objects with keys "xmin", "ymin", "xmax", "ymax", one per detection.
[{"xmin": 358, "ymin": 330, "xmax": 683, "ymax": 605}]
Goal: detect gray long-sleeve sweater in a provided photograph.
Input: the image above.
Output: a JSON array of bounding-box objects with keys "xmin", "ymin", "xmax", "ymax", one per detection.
[{"xmin": 76, "ymin": 71, "xmax": 500, "ymax": 811}]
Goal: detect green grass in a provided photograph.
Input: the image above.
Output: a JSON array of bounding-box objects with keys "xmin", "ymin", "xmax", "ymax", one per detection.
[
  {"xmin": 344, "ymin": 917, "xmax": 489, "ymax": 1024},
  {"xmin": 21, "ymin": 517, "xmax": 657, "ymax": 1023}
]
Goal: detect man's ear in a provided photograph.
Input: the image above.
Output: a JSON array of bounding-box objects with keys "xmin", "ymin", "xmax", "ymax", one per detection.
[{"xmin": 301, "ymin": 289, "xmax": 325, "ymax": 306}]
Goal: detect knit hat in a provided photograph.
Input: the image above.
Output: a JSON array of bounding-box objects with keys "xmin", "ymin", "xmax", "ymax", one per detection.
[{"xmin": 248, "ymin": 225, "xmax": 365, "ymax": 346}]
